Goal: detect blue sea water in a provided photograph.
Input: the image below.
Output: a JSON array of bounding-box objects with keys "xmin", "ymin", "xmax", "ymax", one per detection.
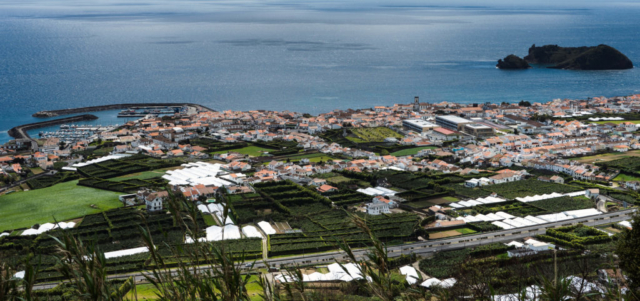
[{"xmin": 1, "ymin": 0, "xmax": 640, "ymax": 143}]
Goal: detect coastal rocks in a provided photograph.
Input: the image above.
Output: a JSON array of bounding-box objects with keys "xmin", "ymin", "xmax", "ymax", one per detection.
[
  {"xmin": 33, "ymin": 111, "xmax": 59, "ymax": 117},
  {"xmin": 499, "ymin": 44, "xmax": 633, "ymax": 70},
  {"xmin": 496, "ymin": 54, "xmax": 531, "ymax": 69}
]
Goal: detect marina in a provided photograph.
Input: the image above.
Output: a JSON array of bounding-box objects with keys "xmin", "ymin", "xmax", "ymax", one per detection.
[{"xmin": 38, "ymin": 124, "xmax": 117, "ymax": 143}]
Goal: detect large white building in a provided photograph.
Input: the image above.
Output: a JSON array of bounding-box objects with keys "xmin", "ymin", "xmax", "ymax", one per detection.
[
  {"xmin": 435, "ymin": 115, "xmax": 473, "ymax": 131},
  {"xmin": 402, "ymin": 119, "xmax": 439, "ymax": 133}
]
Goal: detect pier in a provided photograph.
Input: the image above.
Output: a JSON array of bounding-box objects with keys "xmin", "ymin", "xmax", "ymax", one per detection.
[{"xmin": 32, "ymin": 102, "xmax": 215, "ymax": 117}]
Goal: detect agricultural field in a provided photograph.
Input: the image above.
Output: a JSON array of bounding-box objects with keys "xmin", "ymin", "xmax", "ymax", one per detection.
[
  {"xmin": 212, "ymin": 145, "xmax": 277, "ymax": 157},
  {"xmin": 481, "ymin": 179, "xmax": 582, "ymax": 199},
  {"xmin": 77, "ymin": 154, "xmax": 183, "ymax": 179},
  {"xmin": 327, "ymin": 190, "xmax": 372, "ymax": 206},
  {"xmin": 79, "ymin": 177, "xmax": 167, "ymax": 193},
  {"xmin": 347, "ymin": 127, "xmax": 403, "ymax": 143},
  {"xmin": 0, "ymin": 207, "xmax": 208, "ymax": 282},
  {"xmin": 455, "ymin": 227, "xmax": 477, "ymax": 235},
  {"xmin": 613, "ymin": 173, "xmax": 640, "ymax": 182},
  {"xmin": 569, "ymin": 150, "xmax": 640, "ymax": 164},
  {"xmin": 390, "ymin": 146, "xmax": 437, "ymax": 157},
  {"xmin": 528, "ymin": 196, "xmax": 594, "ymax": 213},
  {"xmin": 467, "ymin": 201, "xmax": 546, "ymax": 217},
  {"xmin": 597, "ymin": 156, "xmax": 640, "ymax": 176},
  {"xmin": 538, "ymin": 224, "xmax": 612, "ymax": 249},
  {"xmin": 405, "ymin": 196, "xmax": 458, "ymax": 209},
  {"xmin": 444, "ymin": 183, "xmax": 493, "ymax": 199},
  {"xmin": 26, "ymin": 171, "xmax": 79, "ymax": 190},
  {"xmin": 609, "ymin": 193, "xmax": 637, "ymax": 204},
  {"xmin": 251, "ymin": 181, "xmax": 419, "ymax": 257},
  {"xmin": 0, "ymin": 180, "xmax": 123, "ymax": 232},
  {"xmin": 428, "ymin": 230, "xmax": 461, "ymax": 239},
  {"xmin": 590, "ymin": 120, "xmax": 640, "ymax": 125}
]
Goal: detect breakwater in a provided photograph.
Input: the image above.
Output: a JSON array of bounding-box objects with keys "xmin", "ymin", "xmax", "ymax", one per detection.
[
  {"xmin": 8, "ymin": 114, "xmax": 99, "ymax": 140},
  {"xmin": 33, "ymin": 102, "xmax": 215, "ymax": 117}
]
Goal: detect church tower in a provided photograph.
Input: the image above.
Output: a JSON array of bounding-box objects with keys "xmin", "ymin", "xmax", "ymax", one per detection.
[{"xmin": 413, "ymin": 96, "xmax": 420, "ymax": 112}]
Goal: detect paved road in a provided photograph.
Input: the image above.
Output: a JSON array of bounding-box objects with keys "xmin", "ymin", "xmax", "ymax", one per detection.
[
  {"xmin": 32, "ymin": 209, "xmax": 635, "ymax": 290},
  {"xmin": 0, "ymin": 170, "xmax": 57, "ymax": 194}
]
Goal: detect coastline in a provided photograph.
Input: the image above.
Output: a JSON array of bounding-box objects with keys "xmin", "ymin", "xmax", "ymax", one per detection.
[
  {"xmin": 32, "ymin": 102, "xmax": 216, "ymax": 117},
  {"xmin": 8, "ymin": 114, "xmax": 99, "ymax": 140}
]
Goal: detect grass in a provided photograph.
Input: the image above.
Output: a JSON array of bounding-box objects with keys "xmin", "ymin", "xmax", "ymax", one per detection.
[
  {"xmin": 591, "ymin": 120, "xmax": 640, "ymax": 125},
  {"xmin": 202, "ymin": 214, "xmax": 217, "ymax": 226},
  {"xmin": 127, "ymin": 276, "xmax": 264, "ymax": 300},
  {"xmin": 110, "ymin": 166, "xmax": 183, "ymax": 182},
  {"xmin": 613, "ymin": 173, "xmax": 640, "ymax": 182},
  {"xmin": 212, "ymin": 146, "xmax": 277, "ymax": 157},
  {"xmin": 569, "ymin": 150, "xmax": 640, "ymax": 164},
  {"xmin": 30, "ymin": 167, "xmax": 44, "ymax": 175},
  {"xmin": 0, "ymin": 180, "xmax": 122, "ymax": 232},
  {"xmin": 390, "ymin": 146, "xmax": 437, "ymax": 157},
  {"xmin": 348, "ymin": 127, "xmax": 403, "ymax": 143},
  {"xmin": 327, "ymin": 176, "xmax": 352, "ymax": 184},
  {"xmin": 455, "ymin": 227, "xmax": 477, "ymax": 235}
]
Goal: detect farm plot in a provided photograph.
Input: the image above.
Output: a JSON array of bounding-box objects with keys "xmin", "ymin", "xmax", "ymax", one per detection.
[
  {"xmin": 0, "ymin": 180, "xmax": 122, "ymax": 232},
  {"xmin": 528, "ymin": 196, "xmax": 594, "ymax": 212},
  {"xmin": 26, "ymin": 171, "xmax": 79, "ymax": 190},
  {"xmin": 328, "ymin": 190, "xmax": 372, "ymax": 206},
  {"xmin": 79, "ymin": 177, "xmax": 167, "ymax": 193},
  {"xmin": 0, "ymin": 207, "xmax": 207, "ymax": 282},
  {"xmin": 251, "ymin": 181, "xmax": 420, "ymax": 257},
  {"xmin": 597, "ymin": 156, "xmax": 640, "ymax": 176},
  {"xmin": 348, "ymin": 127, "xmax": 403, "ymax": 143},
  {"xmin": 473, "ymin": 201, "xmax": 547, "ymax": 217},
  {"xmin": 270, "ymin": 210, "xmax": 419, "ymax": 257},
  {"xmin": 228, "ymin": 193, "xmax": 283, "ymax": 225},
  {"xmin": 77, "ymin": 154, "xmax": 182, "ymax": 179},
  {"xmin": 481, "ymin": 179, "xmax": 582, "ymax": 200}
]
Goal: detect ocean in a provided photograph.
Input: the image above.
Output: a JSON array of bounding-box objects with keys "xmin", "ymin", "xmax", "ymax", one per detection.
[{"xmin": 1, "ymin": 0, "xmax": 639, "ymax": 143}]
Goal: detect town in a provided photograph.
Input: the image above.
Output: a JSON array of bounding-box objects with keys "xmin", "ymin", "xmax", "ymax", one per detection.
[{"xmin": 1, "ymin": 95, "xmax": 640, "ymax": 300}]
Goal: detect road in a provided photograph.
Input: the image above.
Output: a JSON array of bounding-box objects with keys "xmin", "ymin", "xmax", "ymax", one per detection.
[
  {"xmin": 0, "ymin": 170, "xmax": 57, "ymax": 194},
  {"xmin": 32, "ymin": 209, "xmax": 635, "ymax": 290}
]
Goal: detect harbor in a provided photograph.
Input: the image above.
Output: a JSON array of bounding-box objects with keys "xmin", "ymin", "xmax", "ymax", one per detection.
[{"xmin": 38, "ymin": 124, "xmax": 117, "ymax": 143}]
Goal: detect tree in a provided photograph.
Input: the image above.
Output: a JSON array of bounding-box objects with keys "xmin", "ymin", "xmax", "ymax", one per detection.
[
  {"xmin": 616, "ymin": 212, "xmax": 640, "ymax": 292},
  {"xmin": 380, "ymin": 149, "xmax": 390, "ymax": 156},
  {"xmin": 197, "ymin": 194, "xmax": 208, "ymax": 203}
]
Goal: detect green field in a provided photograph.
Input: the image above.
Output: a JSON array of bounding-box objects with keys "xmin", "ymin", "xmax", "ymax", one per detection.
[
  {"xmin": 390, "ymin": 146, "xmax": 437, "ymax": 157},
  {"xmin": 455, "ymin": 227, "xmax": 477, "ymax": 235},
  {"xmin": 613, "ymin": 173, "xmax": 640, "ymax": 182},
  {"xmin": 591, "ymin": 120, "xmax": 640, "ymax": 125},
  {"xmin": 213, "ymin": 146, "xmax": 277, "ymax": 157},
  {"xmin": 347, "ymin": 127, "xmax": 403, "ymax": 143},
  {"xmin": 0, "ymin": 180, "xmax": 122, "ymax": 232},
  {"xmin": 569, "ymin": 150, "xmax": 640, "ymax": 164},
  {"xmin": 128, "ymin": 276, "xmax": 264, "ymax": 300}
]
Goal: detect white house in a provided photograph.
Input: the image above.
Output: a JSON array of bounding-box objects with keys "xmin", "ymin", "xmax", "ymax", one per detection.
[
  {"xmin": 137, "ymin": 189, "xmax": 168, "ymax": 213},
  {"xmin": 366, "ymin": 196, "xmax": 396, "ymax": 215}
]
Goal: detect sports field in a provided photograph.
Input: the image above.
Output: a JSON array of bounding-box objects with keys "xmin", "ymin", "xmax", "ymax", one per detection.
[
  {"xmin": 0, "ymin": 180, "xmax": 122, "ymax": 232},
  {"xmin": 213, "ymin": 146, "xmax": 277, "ymax": 157},
  {"xmin": 390, "ymin": 146, "xmax": 437, "ymax": 157}
]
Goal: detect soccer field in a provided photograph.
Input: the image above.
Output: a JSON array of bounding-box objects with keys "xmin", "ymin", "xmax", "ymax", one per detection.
[{"xmin": 0, "ymin": 180, "xmax": 122, "ymax": 232}]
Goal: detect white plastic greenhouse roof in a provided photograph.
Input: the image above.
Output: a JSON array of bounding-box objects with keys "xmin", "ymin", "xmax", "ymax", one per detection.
[
  {"xmin": 275, "ymin": 263, "xmax": 369, "ymax": 283},
  {"xmin": 258, "ymin": 221, "xmax": 276, "ymax": 235},
  {"xmin": 420, "ymin": 277, "xmax": 457, "ymax": 288},
  {"xmin": 163, "ymin": 162, "xmax": 234, "ymax": 187},
  {"xmin": 205, "ymin": 225, "xmax": 241, "ymax": 241},
  {"xmin": 104, "ymin": 247, "xmax": 149, "ymax": 259},
  {"xmin": 242, "ymin": 226, "xmax": 262, "ymax": 238},
  {"xmin": 72, "ymin": 154, "xmax": 131, "ymax": 168},
  {"xmin": 21, "ymin": 222, "xmax": 75, "ymax": 236},
  {"xmin": 399, "ymin": 266, "xmax": 420, "ymax": 285}
]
